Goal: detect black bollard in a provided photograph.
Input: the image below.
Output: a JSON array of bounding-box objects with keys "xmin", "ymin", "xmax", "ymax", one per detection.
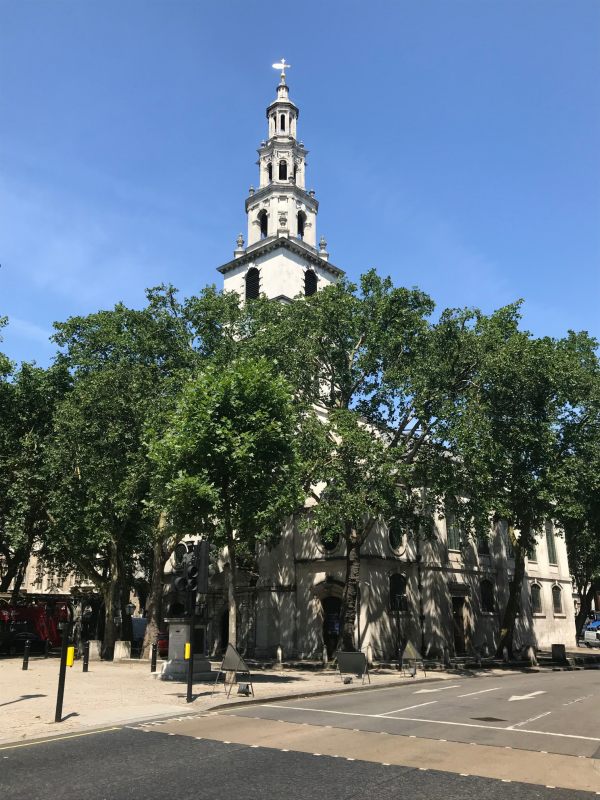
[
  {"xmin": 186, "ymin": 645, "xmax": 194, "ymax": 703},
  {"xmin": 82, "ymin": 640, "xmax": 90, "ymax": 673},
  {"xmin": 150, "ymin": 642, "xmax": 157, "ymax": 673},
  {"xmin": 22, "ymin": 639, "xmax": 31, "ymax": 671},
  {"xmin": 54, "ymin": 624, "xmax": 71, "ymax": 723},
  {"xmin": 44, "ymin": 639, "xmax": 50, "ymax": 658}
]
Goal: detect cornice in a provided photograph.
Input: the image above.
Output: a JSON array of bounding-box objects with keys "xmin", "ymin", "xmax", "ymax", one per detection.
[
  {"xmin": 216, "ymin": 237, "xmax": 344, "ymax": 278},
  {"xmin": 245, "ymin": 184, "xmax": 318, "ymax": 211}
]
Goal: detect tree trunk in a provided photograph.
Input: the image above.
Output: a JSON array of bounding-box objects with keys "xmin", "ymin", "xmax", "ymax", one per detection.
[
  {"xmin": 340, "ymin": 529, "xmax": 361, "ymax": 651},
  {"xmin": 142, "ymin": 513, "xmax": 171, "ymax": 659},
  {"xmin": 496, "ymin": 530, "xmax": 526, "ymax": 658},
  {"xmin": 101, "ymin": 542, "xmax": 123, "ymax": 659},
  {"xmin": 226, "ymin": 532, "xmax": 238, "ymax": 648},
  {"xmin": 575, "ymin": 582, "xmax": 596, "ymax": 638},
  {"xmin": 0, "ymin": 557, "xmax": 22, "ymax": 594}
]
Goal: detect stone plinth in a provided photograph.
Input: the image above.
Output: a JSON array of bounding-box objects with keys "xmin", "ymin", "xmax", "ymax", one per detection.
[
  {"xmin": 160, "ymin": 618, "xmax": 212, "ymax": 681},
  {"xmin": 87, "ymin": 640, "xmax": 102, "ymax": 660},
  {"xmin": 113, "ymin": 640, "xmax": 131, "ymax": 660}
]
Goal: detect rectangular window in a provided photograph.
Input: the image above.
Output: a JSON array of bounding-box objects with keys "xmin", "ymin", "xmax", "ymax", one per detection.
[
  {"xmin": 447, "ymin": 513, "xmax": 462, "ymax": 551},
  {"xmin": 546, "ymin": 525, "xmax": 558, "ymax": 565}
]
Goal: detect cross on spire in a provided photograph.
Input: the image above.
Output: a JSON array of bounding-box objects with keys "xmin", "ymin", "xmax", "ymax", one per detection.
[{"xmin": 272, "ymin": 58, "xmax": 291, "ymax": 80}]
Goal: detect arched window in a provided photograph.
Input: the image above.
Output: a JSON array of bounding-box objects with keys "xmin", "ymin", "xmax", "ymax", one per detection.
[
  {"xmin": 390, "ymin": 574, "xmax": 408, "ymax": 613},
  {"xmin": 293, "ymin": 164, "xmax": 297, "ymax": 183},
  {"xmin": 531, "ymin": 583, "xmax": 543, "ymax": 615},
  {"xmin": 267, "ymin": 163, "xmax": 272, "ymax": 182},
  {"xmin": 257, "ymin": 210, "xmax": 268, "ymax": 239},
  {"xmin": 245, "ymin": 267, "xmax": 260, "ymax": 300},
  {"xmin": 279, "ymin": 160, "xmax": 287, "ymax": 180},
  {"xmin": 297, "ymin": 210, "xmax": 306, "ymax": 239},
  {"xmin": 552, "ymin": 585, "xmax": 563, "ymax": 614},
  {"xmin": 280, "ymin": 114, "xmax": 285, "ymax": 131},
  {"xmin": 480, "ymin": 579, "xmax": 495, "ymax": 613},
  {"xmin": 304, "ymin": 269, "xmax": 317, "ymax": 297}
]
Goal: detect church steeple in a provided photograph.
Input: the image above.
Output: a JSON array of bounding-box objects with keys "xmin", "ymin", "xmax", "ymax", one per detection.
[{"xmin": 217, "ymin": 62, "xmax": 344, "ymax": 301}]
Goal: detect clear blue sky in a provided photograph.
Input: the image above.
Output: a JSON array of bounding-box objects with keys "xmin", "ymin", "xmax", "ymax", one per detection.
[{"xmin": 1, "ymin": 0, "xmax": 599, "ymax": 365}]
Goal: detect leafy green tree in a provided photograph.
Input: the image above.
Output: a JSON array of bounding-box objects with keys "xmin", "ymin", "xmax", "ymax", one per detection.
[
  {"xmin": 152, "ymin": 357, "xmax": 302, "ymax": 647},
  {"xmin": 47, "ymin": 287, "xmax": 196, "ymax": 656},
  {"xmin": 0, "ymin": 337, "xmax": 69, "ymax": 595},
  {"xmin": 449, "ymin": 309, "xmax": 590, "ymax": 656},
  {"xmin": 553, "ymin": 333, "xmax": 600, "ymax": 634},
  {"xmin": 230, "ymin": 272, "xmax": 483, "ymax": 651}
]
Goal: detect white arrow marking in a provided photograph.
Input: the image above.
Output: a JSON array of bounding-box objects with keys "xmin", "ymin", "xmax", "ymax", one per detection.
[
  {"xmin": 508, "ymin": 691, "xmax": 547, "ymax": 702},
  {"xmin": 458, "ymin": 687, "xmax": 500, "ymax": 698},
  {"xmin": 414, "ymin": 684, "xmax": 461, "ymax": 694}
]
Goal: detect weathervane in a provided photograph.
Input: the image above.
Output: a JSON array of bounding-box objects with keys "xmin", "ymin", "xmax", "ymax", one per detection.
[{"xmin": 272, "ymin": 58, "xmax": 291, "ymax": 79}]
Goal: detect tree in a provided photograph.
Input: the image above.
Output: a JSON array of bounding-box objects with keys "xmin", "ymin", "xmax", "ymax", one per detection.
[
  {"xmin": 47, "ymin": 287, "xmax": 196, "ymax": 656},
  {"xmin": 230, "ymin": 272, "xmax": 484, "ymax": 651},
  {"xmin": 0, "ymin": 349, "xmax": 69, "ymax": 596},
  {"xmin": 553, "ymin": 333, "xmax": 600, "ymax": 634},
  {"xmin": 152, "ymin": 357, "xmax": 302, "ymax": 648},
  {"xmin": 449, "ymin": 308, "xmax": 589, "ymax": 656}
]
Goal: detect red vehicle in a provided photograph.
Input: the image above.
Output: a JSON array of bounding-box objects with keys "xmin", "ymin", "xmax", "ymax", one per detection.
[{"xmin": 0, "ymin": 601, "xmax": 70, "ymax": 654}]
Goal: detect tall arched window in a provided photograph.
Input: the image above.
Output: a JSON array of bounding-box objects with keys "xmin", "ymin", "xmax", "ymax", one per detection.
[
  {"xmin": 257, "ymin": 210, "xmax": 268, "ymax": 239},
  {"xmin": 280, "ymin": 114, "xmax": 285, "ymax": 131},
  {"xmin": 480, "ymin": 579, "xmax": 495, "ymax": 613},
  {"xmin": 552, "ymin": 585, "xmax": 563, "ymax": 614},
  {"xmin": 304, "ymin": 269, "xmax": 317, "ymax": 297},
  {"xmin": 278, "ymin": 160, "xmax": 287, "ymax": 180},
  {"xmin": 297, "ymin": 210, "xmax": 306, "ymax": 239},
  {"xmin": 390, "ymin": 574, "xmax": 408, "ymax": 612},
  {"xmin": 531, "ymin": 583, "xmax": 543, "ymax": 614},
  {"xmin": 267, "ymin": 163, "xmax": 272, "ymax": 182},
  {"xmin": 245, "ymin": 267, "xmax": 260, "ymax": 300}
]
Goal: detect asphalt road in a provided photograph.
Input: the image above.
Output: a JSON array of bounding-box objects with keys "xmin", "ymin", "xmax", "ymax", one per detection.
[
  {"xmin": 1, "ymin": 669, "xmax": 598, "ymax": 798},
  {"xmin": 225, "ymin": 668, "xmax": 600, "ymax": 758},
  {"xmin": 0, "ymin": 725, "xmax": 595, "ymax": 800}
]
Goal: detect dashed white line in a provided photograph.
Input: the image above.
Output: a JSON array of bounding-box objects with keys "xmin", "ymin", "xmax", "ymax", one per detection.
[
  {"xmin": 378, "ymin": 701, "xmax": 437, "ymax": 716},
  {"xmin": 457, "ymin": 688, "xmax": 500, "ymax": 698},
  {"xmin": 507, "ymin": 711, "xmax": 551, "ymax": 730}
]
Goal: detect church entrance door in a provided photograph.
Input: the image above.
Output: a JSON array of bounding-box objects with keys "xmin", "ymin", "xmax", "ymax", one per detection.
[{"xmin": 322, "ymin": 596, "xmax": 342, "ymax": 658}]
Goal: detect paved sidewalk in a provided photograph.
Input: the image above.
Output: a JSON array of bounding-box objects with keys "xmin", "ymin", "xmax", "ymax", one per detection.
[{"xmin": 0, "ymin": 656, "xmax": 450, "ymax": 745}]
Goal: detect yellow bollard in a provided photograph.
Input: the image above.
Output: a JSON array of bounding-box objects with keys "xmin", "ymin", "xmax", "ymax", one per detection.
[
  {"xmin": 66, "ymin": 646, "xmax": 75, "ymax": 667},
  {"xmin": 184, "ymin": 642, "xmax": 191, "ymax": 660}
]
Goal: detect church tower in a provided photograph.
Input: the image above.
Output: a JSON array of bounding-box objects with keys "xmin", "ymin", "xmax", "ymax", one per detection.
[{"xmin": 217, "ymin": 60, "xmax": 344, "ymax": 301}]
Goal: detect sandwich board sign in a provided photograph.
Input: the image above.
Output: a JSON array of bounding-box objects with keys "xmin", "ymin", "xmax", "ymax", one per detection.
[{"xmin": 212, "ymin": 643, "xmax": 254, "ymax": 697}]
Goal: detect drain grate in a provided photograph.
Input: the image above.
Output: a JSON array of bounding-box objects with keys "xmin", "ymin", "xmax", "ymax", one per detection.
[{"xmin": 471, "ymin": 717, "xmax": 507, "ymax": 722}]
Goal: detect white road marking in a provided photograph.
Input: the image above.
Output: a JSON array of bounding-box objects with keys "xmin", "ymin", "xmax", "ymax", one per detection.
[
  {"xmin": 378, "ymin": 701, "xmax": 437, "ymax": 716},
  {"xmin": 562, "ymin": 695, "xmax": 592, "ymax": 706},
  {"xmin": 414, "ymin": 684, "xmax": 461, "ymax": 694},
  {"xmin": 457, "ymin": 688, "xmax": 500, "ymax": 698},
  {"xmin": 507, "ymin": 712, "xmax": 551, "ymax": 730},
  {"xmin": 262, "ymin": 704, "xmax": 600, "ymax": 743},
  {"xmin": 508, "ymin": 691, "xmax": 546, "ymax": 702}
]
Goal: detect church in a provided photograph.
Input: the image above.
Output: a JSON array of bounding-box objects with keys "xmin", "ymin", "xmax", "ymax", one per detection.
[{"xmin": 203, "ymin": 63, "xmax": 577, "ymax": 661}]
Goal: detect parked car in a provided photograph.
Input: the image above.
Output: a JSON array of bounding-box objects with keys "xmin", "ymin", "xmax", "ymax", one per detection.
[{"xmin": 583, "ymin": 618, "xmax": 600, "ymax": 648}]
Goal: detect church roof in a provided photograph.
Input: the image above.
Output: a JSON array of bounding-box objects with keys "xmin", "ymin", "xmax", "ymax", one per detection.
[{"xmin": 216, "ymin": 236, "xmax": 345, "ymax": 279}]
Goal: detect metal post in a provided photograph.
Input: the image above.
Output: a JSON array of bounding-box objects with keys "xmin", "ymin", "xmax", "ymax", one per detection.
[
  {"xmin": 150, "ymin": 642, "xmax": 157, "ymax": 673},
  {"xmin": 44, "ymin": 639, "xmax": 50, "ymax": 659},
  {"xmin": 22, "ymin": 639, "xmax": 31, "ymax": 670},
  {"xmin": 54, "ymin": 623, "xmax": 71, "ymax": 723},
  {"xmin": 186, "ymin": 612, "xmax": 195, "ymax": 703},
  {"xmin": 82, "ymin": 640, "xmax": 90, "ymax": 673}
]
